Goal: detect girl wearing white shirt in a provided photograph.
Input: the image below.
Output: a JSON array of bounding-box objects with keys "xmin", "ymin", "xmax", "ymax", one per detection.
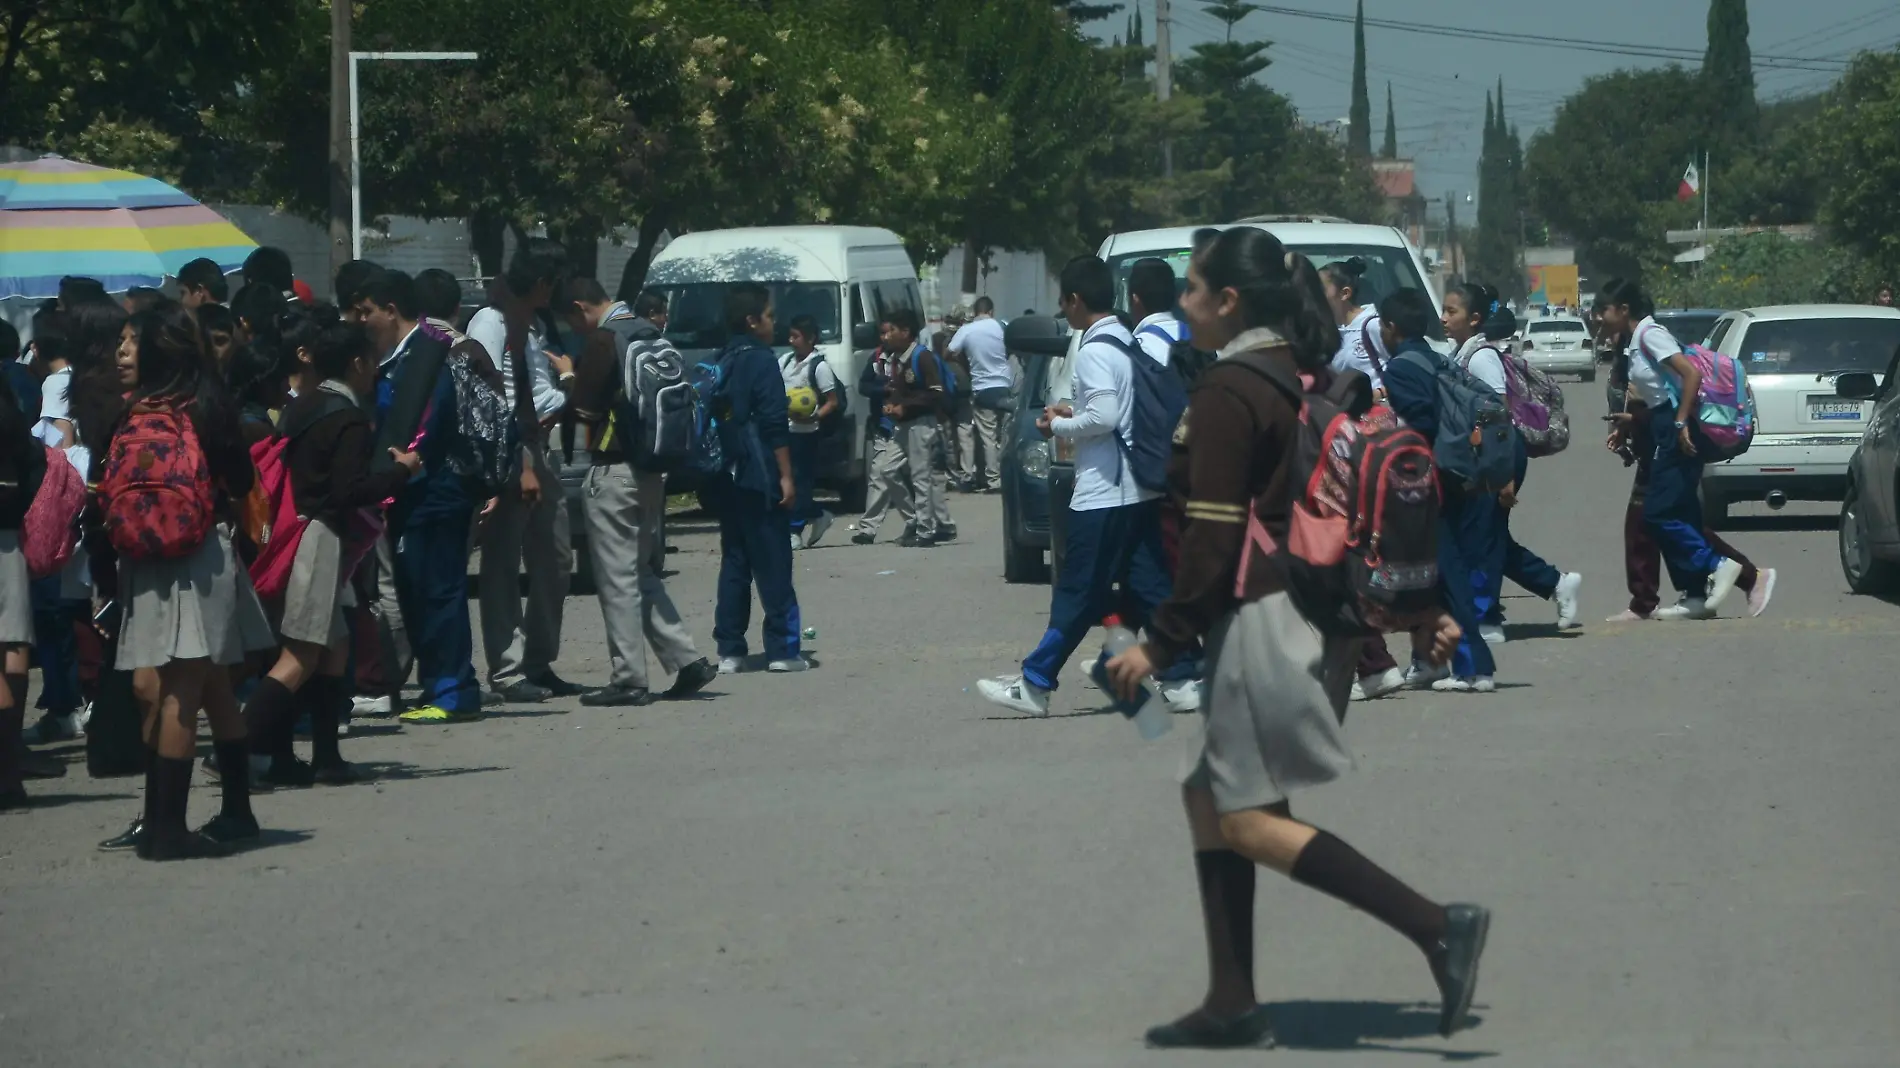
[{"xmin": 1322, "ymin": 259, "xmax": 1387, "ymax": 393}]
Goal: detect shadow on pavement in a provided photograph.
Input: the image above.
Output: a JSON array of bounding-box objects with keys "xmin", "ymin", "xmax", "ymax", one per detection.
[
  {"xmin": 1717, "ymin": 513, "xmax": 1838, "ymax": 533},
  {"xmin": 1500, "ymin": 623, "xmax": 1584, "ymax": 643},
  {"xmin": 1264, "ymin": 999, "xmax": 1494, "ymax": 1058},
  {"xmin": 353, "ymin": 762, "xmax": 506, "ymax": 782},
  {"xmin": 246, "ymin": 828, "xmax": 316, "ymax": 851},
  {"xmin": 6, "ymin": 791, "xmax": 135, "ymax": 810}
]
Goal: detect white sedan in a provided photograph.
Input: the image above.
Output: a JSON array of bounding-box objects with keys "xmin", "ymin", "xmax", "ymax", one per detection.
[{"xmin": 1517, "ymin": 317, "xmax": 1596, "ymax": 380}]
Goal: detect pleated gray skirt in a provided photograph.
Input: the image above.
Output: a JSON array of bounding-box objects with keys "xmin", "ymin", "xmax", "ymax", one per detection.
[
  {"xmin": 116, "ymin": 527, "xmax": 277, "ymax": 669},
  {"xmin": 276, "ymin": 518, "xmax": 352, "ymax": 647},
  {"xmin": 0, "ymin": 531, "xmax": 31, "ymax": 644},
  {"xmin": 1181, "ymin": 591, "xmax": 1360, "ymax": 814}
]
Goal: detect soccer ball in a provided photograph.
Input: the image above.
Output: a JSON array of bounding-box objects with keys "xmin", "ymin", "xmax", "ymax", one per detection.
[{"xmin": 787, "ymin": 386, "xmax": 820, "ymax": 421}]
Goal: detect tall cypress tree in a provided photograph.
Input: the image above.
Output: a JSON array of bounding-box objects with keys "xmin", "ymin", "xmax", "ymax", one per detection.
[
  {"xmin": 1347, "ymin": 0, "xmax": 1372, "ymax": 156},
  {"xmin": 1703, "ymin": 0, "xmax": 1759, "ymax": 148},
  {"xmin": 1381, "ymin": 82, "xmax": 1398, "ymax": 159}
]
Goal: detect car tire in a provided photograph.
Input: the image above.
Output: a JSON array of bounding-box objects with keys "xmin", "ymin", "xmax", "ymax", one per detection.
[
  {"xmin": 1580, "ymin": 368, "xmax": 1596, "ymax": 382},
  {"xmin": 1840, "ymin": 483, "xmax": 1899, "ymax": 595}
]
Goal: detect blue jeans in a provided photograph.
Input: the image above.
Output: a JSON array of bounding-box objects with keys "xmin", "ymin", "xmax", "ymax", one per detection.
[
  {"xmin": 1440, "ymin": 487, "xmax": 1497, "ymax": 677},
  {"xmin": 1642, "ymin": 407, "xmax": 1721, "ymax": 593},
  {"xmin": 709, "ymin": 481, "xmax": 802, "ymax": 661},
  {"xmin": 1483, "ymin": 442, "xmax": 1563, "ymax": 625},
  {"xmin": 29, "ymin": 576, "xmax": 80, "ymax": 713},
  {"xmin": 787, "ymin": 432, "xmax": 822, "ymax": 529},
  {"xmin": 1022, "ymin": 500, "xmax": 1175, "ymax": 692},
  {"xmin": 394, "ymin": 506, "xmax": 479, "ymax": 713}
]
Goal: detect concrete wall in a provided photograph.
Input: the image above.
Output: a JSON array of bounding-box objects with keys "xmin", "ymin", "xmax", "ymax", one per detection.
[{"xmin": 929, "ymin": 248, "xmax": 1061, "ymax": 320}]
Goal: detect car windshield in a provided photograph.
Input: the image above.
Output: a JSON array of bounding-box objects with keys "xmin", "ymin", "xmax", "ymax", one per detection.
[
  {"xmin": 1527, "ymin": 320, "xmax": 1586, "ymax": 334},
  {"xmin": 1655, "ymin": 313, "xmax": 1722, "ymax": 347},
  {"xmin": 1740, "ymin": 317, "xmax": 1900, "ymax": 375},
  {"xmin": 645, "ymin": 281, "xmax": 842, "ymax": 350},
  {"xmin": 1106, "ymin": 242, "xmax": 1443, "ymax": 339}
]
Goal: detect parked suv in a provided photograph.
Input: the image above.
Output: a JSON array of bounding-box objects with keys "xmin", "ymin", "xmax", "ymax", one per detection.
[{"xmin": 999, "ymin": 315, "xmax": 1071, "ymax": 583}]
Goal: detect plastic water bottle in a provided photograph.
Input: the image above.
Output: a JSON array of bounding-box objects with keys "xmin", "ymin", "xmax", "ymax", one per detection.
[{"xmin": 1091, "ymin": 615, "xmax": 1171, "ymax": 740}]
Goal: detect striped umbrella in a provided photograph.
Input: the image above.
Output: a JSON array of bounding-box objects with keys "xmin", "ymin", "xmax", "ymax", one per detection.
[{"xmin": 0, "ymin": 154, "xmax": 256, "ymax": 300}]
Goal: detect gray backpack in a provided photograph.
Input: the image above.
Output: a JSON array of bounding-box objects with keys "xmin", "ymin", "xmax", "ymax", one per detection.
[{"xmin": 1394, "ymin": 349, "xmax": 1516, "ymax": 494}]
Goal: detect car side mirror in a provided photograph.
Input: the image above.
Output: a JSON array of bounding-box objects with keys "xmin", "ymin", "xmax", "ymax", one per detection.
[
  {"xmin": 850, "ymin": 322, "xmax": 878, "ymax": 350},
  {"xmin": 1004, "ymin": 314, "xmax": 1071, "ymax": 356},
  {"xmin": 1522, "ymin": 339, "xmax": 1535, "ymax": 351},
  {"xmin": 1837, "ymin": 371, "xmax": 1881, "ymax": 400}
]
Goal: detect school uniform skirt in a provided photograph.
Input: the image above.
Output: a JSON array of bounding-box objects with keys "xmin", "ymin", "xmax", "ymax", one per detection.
[
  {"xmin": 0, "ymin": 531, "xmax": 33, "ymax": 644},
  {"xmin": 275, "ymin": 518, "xmax": 352, "ymax": 647},
  {"xmin": 1181, "ymin": 591, "xmax": 1359, "ymax": 814},
  {"xmin": 117, "ymin": 526, "xmax": 276, "ymax": 669}
]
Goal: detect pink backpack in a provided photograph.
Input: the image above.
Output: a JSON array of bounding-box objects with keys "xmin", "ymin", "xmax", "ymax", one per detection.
[
  {"xmin": 1636, "ymin": 328, "xmax": 1757, "ymax": 462},
  {"xmin": 23, "ymin": 445, "xmax": 86, "ymax": 578}
]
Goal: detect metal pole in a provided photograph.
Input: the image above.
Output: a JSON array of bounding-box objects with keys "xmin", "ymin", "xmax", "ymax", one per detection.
[
  {"xmin": 349, "ymin": 52, "xmax": 362, "ymax": 261},
  {"xmin": 326, "ymin": 0, "xmax": 351, "ymax": 282},
  {"xmin": 1155, "ymin": 0, "xmax": 1173, "ymax": 179}
]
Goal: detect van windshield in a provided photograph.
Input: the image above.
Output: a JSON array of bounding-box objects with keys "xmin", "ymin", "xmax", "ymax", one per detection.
[
  {"xmin": 1106, "ymin": 243, "xmax": 1443, "ymax": 339},
  {"xmin": 646, "ymin": 281, "xmax": 842, "ymax": 350}
]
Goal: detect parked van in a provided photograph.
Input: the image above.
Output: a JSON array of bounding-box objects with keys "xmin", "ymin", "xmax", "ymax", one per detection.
[{"xmin": 644, "ymin": 225, "xmax": 919, "ymax": 509}]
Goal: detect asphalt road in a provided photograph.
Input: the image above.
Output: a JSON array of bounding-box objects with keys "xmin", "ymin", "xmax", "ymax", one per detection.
[{"xmin": 4, "ymin": 380, "xmax": 1898, "ymax": 1067}]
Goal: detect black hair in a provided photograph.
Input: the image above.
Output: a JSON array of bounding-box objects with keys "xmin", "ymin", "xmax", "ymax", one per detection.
[
  {"xmin": 1321, "ymin": 257, "xmax": 1368, "ymax": 300},
  {"xmin": 973, "ymin": 296, "xmax": 995, "ymax": 316},
  {"xmin": 413, "ymin": 268, "xmax": 463, "ymax": 321},
  {"xmin": 0, "ymin": 320, "xmax": 17, "ymax": 365},
  {"xmin": 1377, "ymin": 288, "xmax": 1435, "ymax": 342},
  {"xmin": 242, "ymin": 246, "xmax": 295, "ymax": 292},
  {"xmin": 176, "ymin": 258, "xmax": 229, "ymax": 303},
  {"xmin": 1058, "ymin": 255, "xmax": 1115, "ymax": 314},
  {"xmin": 724, "ymin": 282, "xmax": 771, "ymax": 336},
  {"xmin": 307, "ymin": 321, "xmax": 375, "ymax": 382},
  {"xmin": 880, "ymin": 306, "xmax": 920, "ymax": 338},
  {"xmin": 561, "ymin": 276, "xmax": 610, "ymax": 308},
  {"xmin": 66, "ymin": 299, "xmax": 130, "ymax": 456},
  {"xmin": 1190, "ymin": 226, "xmax": 1339, "ymax": 371},
  {"xmin": 124, "ymin": 286, "xmax": 165, "ymax": 315},
  {"xmin": 1450, "ymin": 283, "xmax": 1517, "ymax": 341},
  {"xmin": 127, "ymin": 299, "xmax": 240, "ymax": 442},
  {"xmin": 362, "ymin": 268, "xmax": 419, "ymax": 321},
  {"xmin": 59, "ymin": 276, "xmax": 108, "ymax": 307},
  {"xmin": 196, "ymin": 303, "xmax": 236, "ymax": 340},
  {"xmin": 788, "ymin": 314, "xmax": 820, "ymax": 340},
  {"xmin": 1594, "ymin": 277, "xmax": 1654, "ymax": 321},
  {"xmin": 504, "ymin": 238, "xmax": 568, "ymax": 299},
  {"xmin": 28, "ymin": 305, "xmax": 68, "ymax": 367},
  {"xmin": 1128, "ymin": 257, "xmax": 1178, "ymax": 319},
  {"xmin": 634, "ymin": 290, "xmax": 668, "ymax": 320},
  {"xmin": 223, "ymin": 337, "xmax": 284, "ymax": 408},
  {"xmin": 334, "ymin": 259, "xmax": 382, "ymax": 307},
  {"xmin": 231, "ymin": 281, "xmax": 287, "ymax": 338}
]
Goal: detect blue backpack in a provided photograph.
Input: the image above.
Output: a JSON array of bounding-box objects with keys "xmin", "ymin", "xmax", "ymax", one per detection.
[
  {"xmin": 1393, "ymin": 348, "xmax": 1516, "ymax": 494},
  {"xmin": 1102, "ymin": 333, "xmax": 1189, "ymax": 493},
  {"xmin": 910, "ymin": 343, "xmax": 961, "ymax": 405},
  {"xmin": 688, "ymin": 356, "xmax": 727, "ymax": 477}
]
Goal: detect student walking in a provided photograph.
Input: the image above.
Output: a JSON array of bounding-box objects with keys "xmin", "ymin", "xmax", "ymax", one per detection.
[
  {"xmin": 852, "ymin": 335, "xmax": 915, "ymax": 545},
  {"xmin": 947, "ymin": 296, "xmax": 1013, "ymax": 492},
  {"xmin": 563, "ymin": 279, "xmax": 717, "ymax": 706},
  {"xmin": 1597, "ymin": 280, "xmax": 1750, "ymax": 617},
  {"xmin": 780, "ymin": 313, "xmax": 842, "ymax": 548},
  {"xmin": 975, "ymin": 255, "xmax": 1192, "ymax": 717},
  {"xmin": 1128, "ymin": 257, "xmax": 1188, "ymax": 367},
  {"xmin": 1102, "ymin": 227, "xmax": 1488, "ymax": 1048},
  {"xmin": 93, "ymin": 301, "xmax": 278, "ymax": 857},
  {"xmin": 705, "ymin": 284, "xmax": 804, "ymax": 674},
  {"xmin": 466, "ymin": 241, "xmax": 579, "ymax": 702}
]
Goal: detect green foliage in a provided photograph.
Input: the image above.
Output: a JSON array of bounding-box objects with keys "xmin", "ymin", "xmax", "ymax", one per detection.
[
  {"xmin": 1702, "ymin": 0, "xmax": 1758, "ymax": 154},
  {"xmin": 1471, "ymin": 88, "xmax": 1524, "ymax": 299},
  {"xmin": 1347, "ymin": 0, "xmax": 1371, "ymax": 157},
  {"xmin": 1650, "ymin": 232, "xmax": 1880, "ymax": 309},
  {"xmin": 1816, "ymin": 49, "xmax": 1900, "ymax": 279}
]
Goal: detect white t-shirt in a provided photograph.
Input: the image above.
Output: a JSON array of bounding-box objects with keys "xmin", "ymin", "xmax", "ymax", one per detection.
[
  {"xmin": 35, "ymin": 367, "xmax": 91, "ymax": 597},
  {"xmin": 779, "ymin": 351, "xmax": 840, "ymax": 435},
  {"xmin": 1456, "ymin": 335, "xmax": 1508, "ymax": 396},
  {"xmin": 1052, "ymin": 317, "xmax": 1155, "ymax": 513},
  {"xmin": 949, "ymin": 316, "xmax": 1012, "ymax": 393},
  {"xmin": 465, "ymin": 307, "xmax": 567, "ymax": 422},
  {"xmin": 1624, "ymin": 316, "xmax": 1682, "ymax": 409},
  {"xmin": 1333, "ymin": 306, "xmax": 1387, "ymax": 389},
  {"xmin": 1132, "ymin": 312, "xmax": 1183, "ymax": 367}
]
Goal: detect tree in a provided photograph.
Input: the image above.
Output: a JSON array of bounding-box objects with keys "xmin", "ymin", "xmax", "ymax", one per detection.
[
  {"xmin": 1203, "ymin": 1, "xmax": 1262, "ymax": 39},
  {"xmin": 1051, "ymin": 0, "xmax": 1122, "ymax": 23},
  {"xmin": 1702, "ymin": 0, "xmax": 1758, "ymax": 153},
  {"xmin": 1816, "ymin": 49, "xmax": 1900, "ymax": 278},
  {"xmin": 1381, "ymin": 82, "xmax": 1398, "ymax": 159},
  {"xmin": 1347, "ymin": 0, "xmax": 1372, "ymax": 157}
]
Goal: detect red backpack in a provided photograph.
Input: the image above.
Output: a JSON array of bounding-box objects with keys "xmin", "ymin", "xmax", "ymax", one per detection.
[
  {"xmin": 249, "ymin": 393, "xmax": 380, "ymax": 598},
  {"xmin": 23, "ymin": 444, "xmax": 86, "ymax": 578},
  {"xmin": 99, "ymin": 400, "xmax": 215, "ymax": 561},
  {"xmin": 1228, "ymin": 358, "xmax": 1443, "ymax": 637}
]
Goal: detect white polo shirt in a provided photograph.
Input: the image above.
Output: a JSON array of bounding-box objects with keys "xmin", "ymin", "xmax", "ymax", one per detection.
[
  {"xmin": 1051, "ymin": 317, "xmax": 1155, "ymax": 513},
  {"xmin": 1333, "ymin": 305, "xmax": 1388, "ymax": 389},
  {"xmin": 949, "ymin": 315, "xmax": 1011, "ymax": 392},
  {"xmin": 1456, "ymin": 334, "xmax": 1508, "ymax": 396},
  {"xmin": 1624, "ymin": 316, "xmax": 1683, "ymax": 409},
  {"xmin": 1132, "ymin": 312, "xmax": 1184, "ymax": 366}
]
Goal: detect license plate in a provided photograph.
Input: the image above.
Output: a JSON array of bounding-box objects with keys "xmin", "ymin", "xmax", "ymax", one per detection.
[{"xmin": 1809, "ymin": 399, "xmax": 1864, "ymax": 421}]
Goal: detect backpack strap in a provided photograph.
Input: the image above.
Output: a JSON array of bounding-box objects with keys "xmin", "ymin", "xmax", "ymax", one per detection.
[
  {"xmin": 1359, "ymin": 316, "xmax": 1390, "ymax": 378},
  {"xmin": 1217, "ymin": 351, "xmax": 1309, "ymax": 599}
]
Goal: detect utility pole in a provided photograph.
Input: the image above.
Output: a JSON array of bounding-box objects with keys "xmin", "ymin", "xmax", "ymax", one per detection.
[
  {"xmin": 1447, "ymin": 197, "xmax": 1461, "ymax": 283},
  {"xmin": 326, "ymin": 0, "xmax": 351, "ymax": 285},
  {"xmin": 1155, "ymin": 0, "xmax": 1173, "ymax": 178}
]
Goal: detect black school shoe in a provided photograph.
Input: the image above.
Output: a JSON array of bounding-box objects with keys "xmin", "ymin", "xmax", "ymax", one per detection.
[
  {"xmin": 580, "ymin": 684, "xmax": 653, "ymax": 708},
  {"xmin": 897, "ymin": 533, "xmax": 937, "ymax": 548},
  {"xmin": 494, "ymin": 678, "xmax": 552, "ymax": 703},
  {"xmin": 664, "ymin": 658, "xmax": 719, "ymax": 699},
  {"xmin": 197, "ymin": 812, "xmax": 261, "ymax": 846},
  {"xmin": 99, "ymin": 816, "xmax": 146, "ymax": 850},
  {"xmin": 932, "ymin": 524, "xmax": 958, "ymax": 543},
  {"xmin": 1144, "ymin": 1006, "xmax": 1276, "ymax": 1049},
  {"xmin": 528, "ymin": 672, "xmax": 587, "ymax": 698},
  {"xmin": 1429, "ymin": 903, "xmax": 1492, "ymax": 1037}
]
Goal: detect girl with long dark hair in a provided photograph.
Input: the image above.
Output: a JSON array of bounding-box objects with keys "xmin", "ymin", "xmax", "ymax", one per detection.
[
  {"xmin": 0, "ymin": 369, "xmax": 47, "ymax": 809},
  {"xmin": 1105, "ymin": 227, "xmax": 1489, "ymax": 1048}
]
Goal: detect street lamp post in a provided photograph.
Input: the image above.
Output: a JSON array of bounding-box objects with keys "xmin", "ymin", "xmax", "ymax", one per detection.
[{"xmin": 348, "ymin": 51, "xmax": 479, "ymax": 261}]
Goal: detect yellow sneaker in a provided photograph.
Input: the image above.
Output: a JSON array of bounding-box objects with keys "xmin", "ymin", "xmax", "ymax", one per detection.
[{"xmin": 398, "ymin": 704, "xmax": 475, "ymax": 724}]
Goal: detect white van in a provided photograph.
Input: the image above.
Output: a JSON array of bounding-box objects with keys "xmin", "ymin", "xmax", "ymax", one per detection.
[{"xmin": 644, "ymin": 225, "xmax": 919, "ymax": 509}]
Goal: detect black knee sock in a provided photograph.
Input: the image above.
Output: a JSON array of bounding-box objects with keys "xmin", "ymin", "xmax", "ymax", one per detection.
[
  {"xmin": 1194, "ymin": 850, "xmax": 1257, "ymax": 1016},
  {"xmin": 307, "ymin": 676, "xmax": 344, "ymax": 768},
  {"xmin": 211, "ymin": 739, "xmax": 255, "ymax": 824},
  {"xmin": 148, "ymin": 755, "xmax": 194, "ymax": 839},
  {"xmin": 1289, "ymin": 830, "xmax": 1448, "ymax": 953},
  {"xmin": 242, "ymin": 678, "xmax": 298, "ymax": 765}
]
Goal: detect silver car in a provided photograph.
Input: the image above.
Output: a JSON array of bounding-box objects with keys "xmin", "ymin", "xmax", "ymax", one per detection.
[{"xmin": 1517, "ymin": 317, "xmax": 1596, "ymax": 380}]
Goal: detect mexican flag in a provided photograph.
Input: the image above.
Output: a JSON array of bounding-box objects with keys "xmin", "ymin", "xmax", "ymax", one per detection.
[{"xmin": 1678, "ymin": 160, "xmax": 1701, "ymax": 202}]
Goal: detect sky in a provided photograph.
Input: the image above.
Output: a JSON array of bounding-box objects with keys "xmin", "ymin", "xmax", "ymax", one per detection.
[{"xmin": 1095, "ymin": 0, "xmax": 1890, "ymax": 208}]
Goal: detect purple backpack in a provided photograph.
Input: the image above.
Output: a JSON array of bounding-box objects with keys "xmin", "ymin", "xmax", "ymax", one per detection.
[{"xmin": 1636, "ymin": 328, "xmax": 1756, "ymax": 462}]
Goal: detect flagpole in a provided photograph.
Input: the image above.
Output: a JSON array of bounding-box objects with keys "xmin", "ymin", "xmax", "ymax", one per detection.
[{"xmin": 1702, "ymin": 150, "xmax": 1710, "ymax": 245}]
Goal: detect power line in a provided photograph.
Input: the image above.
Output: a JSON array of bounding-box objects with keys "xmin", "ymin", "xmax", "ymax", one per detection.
[{"xmin": 1762, "ymin": 2, "xmax": 1899, "ymax": 54}]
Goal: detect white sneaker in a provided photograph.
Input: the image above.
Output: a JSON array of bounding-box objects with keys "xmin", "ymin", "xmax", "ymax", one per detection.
[
  {"xmin": 1159, "ymin": 679, "xmax": 1201, "ymax": 713},
  {"xmin": 1353, "ymin": 666, "xmax": 1406, "ymax": 702},
  {"xmin": 767, "ymin": 656, "xmax": 809, "ymax": 673},
  {"xmin": 1604, "ymin": 608, "xmax": 1652, "ymax": 622},
  {"xmin": 1706, "ymin": 557, "xmax": 1745, "ymax": 611},
  {"xmin": 803, "ymin": 511, "xmax": 834, "ymax": 549},
  {"xmin": 1554, "ymin": 572, "xmax": 1583, "ymax": 629},
  {"xmin": 23, "ymin": 711, "xmax": 80, "ymax": 744},
  {"xmin": 790, "ymin": 533, "xmax": 803, "ymax": 552},
  {"xmin": 975, "ymin": 675, "xmax": 1051, "ymax": 717},
  {"xmin": 1403, "ymin": 660, "xmax": 1449, "ymax": 689},
  {"xmin": 1432, "ymin": 675, "xmax": 1496, "ymax": 694},
  {"xmin": 1655, "ymin": 595, "xmax": 1715, "ymax": 621},
  {"xmin": 1478, "ymin": 624, "xmax": 1507, "ymax": 645},
  {"xmin": 352, "ymin": 694, "xmax": 393, "ymax": 718},
  {"xmin": 1747, "ymin": 567, "xmax": 1777, "ymax": 618},
  {"xmin": 717, "ymin": 657, "xmax": 743, "ymax": 675}
]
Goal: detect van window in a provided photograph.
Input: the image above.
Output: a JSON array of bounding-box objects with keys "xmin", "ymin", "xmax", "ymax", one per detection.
[
  {"xmin": 864, "ymin": 279, "xmax": 920, "ymax": 323},
  {"xmin": 647, "ymin": 281, "xmax": 842, "ymax": 350}
]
